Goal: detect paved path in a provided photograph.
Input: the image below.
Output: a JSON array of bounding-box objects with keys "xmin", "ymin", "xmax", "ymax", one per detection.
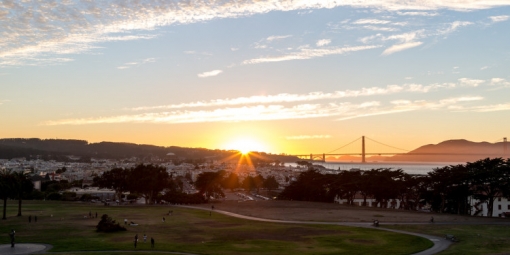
[
  {"xmin": 0, "ymin": 244, "xmax": 52, "ymax": 254},
  {"xmin": 177, "ymin": 205, "xmax": 453, "ymax": 255}
]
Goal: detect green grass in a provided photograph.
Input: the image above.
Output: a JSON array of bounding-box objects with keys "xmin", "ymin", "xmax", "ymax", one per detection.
[
  {"xmin": 383, "ymin": 224, "xmax": 510, "ymax": 255},
  {"xmin": 1, "ymin": 201, "xmax": 432, "ymax": 254}
]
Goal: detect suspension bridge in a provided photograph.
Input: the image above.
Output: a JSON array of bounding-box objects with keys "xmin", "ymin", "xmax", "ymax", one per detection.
[{"xmin": 292, "ymin": 136, "xmax": 508, "ymax": 163}]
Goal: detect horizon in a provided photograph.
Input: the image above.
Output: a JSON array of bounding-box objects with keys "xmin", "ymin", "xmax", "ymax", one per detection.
[{"xmin": 1, "ymin": 1, "xmax": 509, "ymax": 155}]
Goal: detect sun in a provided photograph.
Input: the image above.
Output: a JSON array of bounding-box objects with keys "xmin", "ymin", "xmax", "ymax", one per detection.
[{"xmin": 224, "ymin": 137, "xmax": 267, "ymax": 154}]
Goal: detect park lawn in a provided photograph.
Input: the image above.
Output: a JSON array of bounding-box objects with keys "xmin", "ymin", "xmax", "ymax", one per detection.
[
  {"xmin": 383, "ymin": 224, "xmax": 510, "ymax": 255},
  {"xmin": 2, "ymin": 201, "xmax": 431, "ymax": 255}
]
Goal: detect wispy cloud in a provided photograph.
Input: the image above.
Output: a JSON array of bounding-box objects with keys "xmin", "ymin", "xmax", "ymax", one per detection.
[
  {"xmin": 316, "ymin": 39, "xmax": 331, "ymax": 47},
  {"xmin": 243, "ymin": 45, "xmax": 381, "ymax": 64},
  {"xmin": 381, "ymin": 41, "xmax": 423, "ymax": 55},
  {"xmin": 117, "ymin": 58, "xmax": 155, "ymax": 70},
  {"xmin": 439, "ymin": 21, "xmax": 473, "ymax": 35},
  {"xmin": 198, "ymin": 70, "xmax": 223, "ymax": 78},
  {"xmin": 489, "ymin": 15, "xmax": 509, "ymax": 23},
  {"xmin": 128, "ymin": 78, "xmax": 494, "ymax": 112},
  {"xmin": 42, "ymin": 92, "xmax": 492, "ymax": 126},
  {"xmin": 286, "ymin": 135, "xmax": 332, "ymax": 140},
  {"xmin": 266, "ymin": 35, "xmax": 292, "ymax": 41},
  {"xmin": 396, "ymin": 11, "xmax": 439, "ymax": 16},
  {"xmin": 2, "ymin": 1, "xmax": 507, "ymax": 66},
  {"xmin": 353, "ymin": 19, "xmax": 391, "ymax": 25}
]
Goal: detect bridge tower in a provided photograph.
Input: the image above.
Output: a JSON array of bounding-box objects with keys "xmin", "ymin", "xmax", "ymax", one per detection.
[
  {"xmin": 504, "ymin": 137, "xmax": 508, "ymax": 156},
  {"xmin": 362, "ymin": 136, "xmax": 366, "ymax": 163}
]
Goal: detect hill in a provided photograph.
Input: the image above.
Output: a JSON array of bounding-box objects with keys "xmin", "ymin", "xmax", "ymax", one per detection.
[
  {"xmin": 389, "ymin": 139, "xmax": 508, "ymax": 162},
  {"xmin": 0, "ymin": 138, "xmax": 299, "ymax": 163}
]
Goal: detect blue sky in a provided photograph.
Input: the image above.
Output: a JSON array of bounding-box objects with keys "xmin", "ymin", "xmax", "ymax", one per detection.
[{"xmin": 1, "ymin": 1, "xmax": 509, "ymax": 154}]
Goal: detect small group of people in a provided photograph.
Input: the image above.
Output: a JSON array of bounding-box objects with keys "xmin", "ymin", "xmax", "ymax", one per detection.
[
  {"xmin": 134, "ymin": 233, "xmax": 154, "ymax": 248},
  {"xmin": 28, "ymin": 215, "xmax": 38, "ymax": 223}
]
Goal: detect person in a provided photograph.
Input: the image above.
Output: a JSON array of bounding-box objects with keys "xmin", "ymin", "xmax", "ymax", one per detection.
[
  {"xmin": 162, "ymin": 217, "xmax": 165, "ymax": 222},
  {"xmin": 95, "ymin": 212, "xmax": 97, "ymax": 218},
  {"xmin": 134, "ymin": 234, "xmax": 138, "ymax": 248},
  {"xmin": 124, "ymin": 218, "xmax": 127, "ymax": 225},
  {"xmin": 430, "ymin": 216, "xmax": 434, "ymax": 223},
  {"xmin": 143, "ymin": 233, "xmax": 147, "ymax": 243},
  {"xmin": 89, "ymin": 211, "xmax": 91, "ymax": 217},
  {"xmin": 29, "ymin": 215, "xmax": 31, "ymax": 223},
  {"xmin": 211, "ymin": 205, "xmax": 215, "ymax": 210},
  {"xmin": 151, "ymin": 237, "xmax": 154, "ymax": 248},
  {"xmin": 373, "ymin": 220, "xmax": 379, "ymax": 227},
  {"xmin": 9, "ymin": 229, "xmax": 15, "ymax": 248},
  {"xmin": 35, "ymin": 215, "xmax": 37, "ymax": 222}
]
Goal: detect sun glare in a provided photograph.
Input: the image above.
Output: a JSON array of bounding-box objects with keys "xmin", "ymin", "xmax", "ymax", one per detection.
[{"xmin": 224, "ymin": 138, "xmax": 266, "ymax": 154}]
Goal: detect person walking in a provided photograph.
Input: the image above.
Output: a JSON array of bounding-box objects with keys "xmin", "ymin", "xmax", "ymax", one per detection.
[
  {"xmin": 134, "ymin": 234, "xmax": 138, "ymax": 248},
  {"xmin": 151, "ymin": 237, "xmax": 155, "ymax": 248},
  {"xmin": 9, "ymin": 229, "xmax": 15, "ymax": 247},
  {"xmin": 143, "ymin": 233, "xmax": 147, "ymax": 243}
]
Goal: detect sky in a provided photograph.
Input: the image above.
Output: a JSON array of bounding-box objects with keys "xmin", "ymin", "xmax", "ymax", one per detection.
[{"xmin": 1, "ymin": 0, "xmax": 510, "ymax": 155}]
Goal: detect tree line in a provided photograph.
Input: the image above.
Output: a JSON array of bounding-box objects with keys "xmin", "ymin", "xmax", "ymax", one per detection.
[{"xmin": 278, "ymin": 158, "xmax": 510, "ymax": 217}]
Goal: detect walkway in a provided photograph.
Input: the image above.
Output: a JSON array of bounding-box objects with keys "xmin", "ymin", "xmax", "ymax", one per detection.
[{"xmin": 178, "ymin": 205, "xmax": 453, "ymax": 255}]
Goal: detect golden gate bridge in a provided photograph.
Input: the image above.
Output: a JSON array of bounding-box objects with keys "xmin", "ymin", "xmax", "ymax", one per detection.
[{"xmin": 292, "ymin": 136, "xmax": 508, "ymax": 163}]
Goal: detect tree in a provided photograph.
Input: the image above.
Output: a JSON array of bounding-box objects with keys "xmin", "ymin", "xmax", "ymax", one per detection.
[
  {"xmin": 0, "ymin": 170, "xmax": 14, "ymax": 219},
  {"xmin": 263, "ymin": 176, "xmax": 279, "ymax": 192},
  {"xmin": 12, "ymin": 171, "xmax": 34, "ymax": 216},
  {"xmin": 127, "ymin": 164, "xmax": 169, "ymax": 204},
  {"xmin": 94, "ymin": 168, "xmax": 129, "ymax": 202},
  {"xmin": 221, "ymin": 172, "xmax": 240, "ymax": 191},
  {"xmin": 467, "ymin": 158, "xmax": 510, "ymax": 217},
  {"xmin": 278, "ymin": 170, "xmax": 335, "ymax": 202},
  {"xmin": 194, "ymin": 171, "xmax": 225, "ymax": 200}
]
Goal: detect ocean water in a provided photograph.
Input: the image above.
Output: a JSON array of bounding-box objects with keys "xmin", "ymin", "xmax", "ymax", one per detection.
[{"xmin": 286, "ymin": 161, "xmax": 464, "ymax": 175}]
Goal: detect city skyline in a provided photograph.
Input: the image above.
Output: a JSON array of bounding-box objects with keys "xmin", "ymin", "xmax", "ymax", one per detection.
[{"xmin": 1, "ymin": 1, "xmax": 509, "ymax": 154}]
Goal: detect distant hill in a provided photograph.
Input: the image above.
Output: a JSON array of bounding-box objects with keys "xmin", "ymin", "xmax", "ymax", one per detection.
[
  {"xmin": 389, "ymin": 139, "xmax": 509, "ymax": 162},
  {"xmin": 0, "ymin": 138, "xmax": 299, "ymax": 163}
]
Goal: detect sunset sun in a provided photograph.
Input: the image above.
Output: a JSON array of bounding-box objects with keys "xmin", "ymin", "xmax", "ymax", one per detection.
[{"xmin": 224, "ymin": 138, "xmax": 267, "ymax": 154}]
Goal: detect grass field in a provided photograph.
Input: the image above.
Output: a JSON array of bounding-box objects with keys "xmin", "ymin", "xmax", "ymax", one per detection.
[
  {"xmin": 383, "ymin": 224, "xmax": 510, "ymax": 255},
  {"xmin": 0, "ymin": 201, "xmax": 432, "ymax": 255}
]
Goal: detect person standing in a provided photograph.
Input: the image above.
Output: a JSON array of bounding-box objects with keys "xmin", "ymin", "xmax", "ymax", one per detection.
[
  {"xmin": 143, "ymin": 233, "xmax": 147, "ymax": 243},
  {"xmin": 9, "ymin": 229, "xmax": 15, "ymax": 247},
  {"xmin": 151, "ymin": 237, "xmax": 154, "ymax": 248},
  {"xmin": 134, "ymin": 234, "xmax": 138, "ymax": 248},
  {"xmin": 35, "ymin": 215, "xmax": 37, "ymax": 222},
  {"xmin": 29, "ymin": 215, "xmax": 31, "ymax": 223}
]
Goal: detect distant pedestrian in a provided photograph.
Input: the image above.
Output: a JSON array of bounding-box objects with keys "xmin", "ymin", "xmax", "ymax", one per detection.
[
  {"xmin": 124, "ymin": 218, "xmax": 127, "ymax": 225},
  {"xmin": 35, "ymin": 216, "xmax": 37, "ymax": 222},
  {"xmin": 9, "ymin": 229, "xmax": 15, "ymax": 247},
  {"xmin": 95, "ymin": 212, "xmax": 97, "ymax": 218},
  {"xmin": 89, "ymin": 211, "xmax": 91, "ymax": 217},
  {"xmin": 430, "ymin": 216, "xmax": 434, "ymax": 223},
  {"xmin": 211, "ymin": 205, "xmax": 215, "ymax": 210},
  {"xmin": 151, "ymin": 237, "xmax": 154, "ymax": 248},
  {"xmin": 134, "ymin": 234, "xmax": 138, "ymax": 248},
  {"xmin": 143, "ymin": 234, "xmax": 147, "ymax": 243},
  {"xmin": 29, "ymin": 215, "xmax": 31, "ymax": 223},
  {"xmin": 162, "ymin": 217, "xmax": 165, "ymax": 223}
]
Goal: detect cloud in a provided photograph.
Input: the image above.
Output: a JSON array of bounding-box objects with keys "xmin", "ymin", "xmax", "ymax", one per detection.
[
  {"xmin": 362, "ymin": 26, "xmax": 399, "ymax": 31},
  {"xmin": 489, "ymin": 15, "xmax": 509, "ymax": 23},
  {"xmin": 396, "ymin": 11, "xmax": 439, "ymax": 16},
  {"xmin": 471, "ymin": 103, "xmax": 510, "ymax": 112},
  {"xmin": 458, "ymin": 78, "xmax": 485, "ymax": 87},
  {"xmin": 117, "ymin": 58, "xmax": 156, "ymax": 70},
  {"xmin": 128, "ymin": 80, "xmax": 469, "ymax": 111},
  {"xmin": 266, "ymin": 35, "xmax": 292, "ymax": 41},
  {"xmin": 439, "ymin": 21, "xmax": 473, "ymax": 34},
  {"xmin": 286, "ymin": 135, "xmax": 332, "ymax": 140},
  {"xmin": 316, "ymin": 39, "xmax": 331, "ymax": 47},
  {"xmin": 198, "ymin": 70, "xmax": 223, "ymax": 78},
  {"xmin": 353, "ymin": 19, "xmax": 391, "ymax": 25},
  {"xmin": 243, "ymin": 45, "xmax": 381, "ymax": 64},
  {"xmin": 381, "ymin": 41, "xmax": 423, "ymax": 55},
  {"xmin": 3, "ymin": 1, "xmax": 508, "ymax": 66}
]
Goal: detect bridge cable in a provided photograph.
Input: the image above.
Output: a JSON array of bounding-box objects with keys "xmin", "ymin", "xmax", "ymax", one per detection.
[
  {"xmin": 365, "ymin": 137, "xmax": 410, "ymax": 152},
  {"xmin": 326, "ymin": 137, "xmax": 362, "ymax": 154},
  {"xmin": 492, "ymin": 138, "xmax": 504, "ymax": 143}
]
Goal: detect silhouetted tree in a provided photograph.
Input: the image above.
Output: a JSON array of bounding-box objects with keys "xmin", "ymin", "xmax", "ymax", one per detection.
[
  {"xmin": 263, "ymin": 176, "xmax": 279, "ymax": 192},
  {"xmin": 194, "ymin": 171, "xmax": 225, "ymax": 199},
  {"xmin": 12, "ymin": 172, "xmax": 34, "ymax": 216},
  {"xmin": 127, "ymin": 164, "xmax": 169, "ymax": 204}
]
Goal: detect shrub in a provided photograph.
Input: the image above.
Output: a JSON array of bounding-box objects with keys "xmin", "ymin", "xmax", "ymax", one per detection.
[{"xmin": 96, "ymin": 214, "xmax": 126, "ymax": 232}]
